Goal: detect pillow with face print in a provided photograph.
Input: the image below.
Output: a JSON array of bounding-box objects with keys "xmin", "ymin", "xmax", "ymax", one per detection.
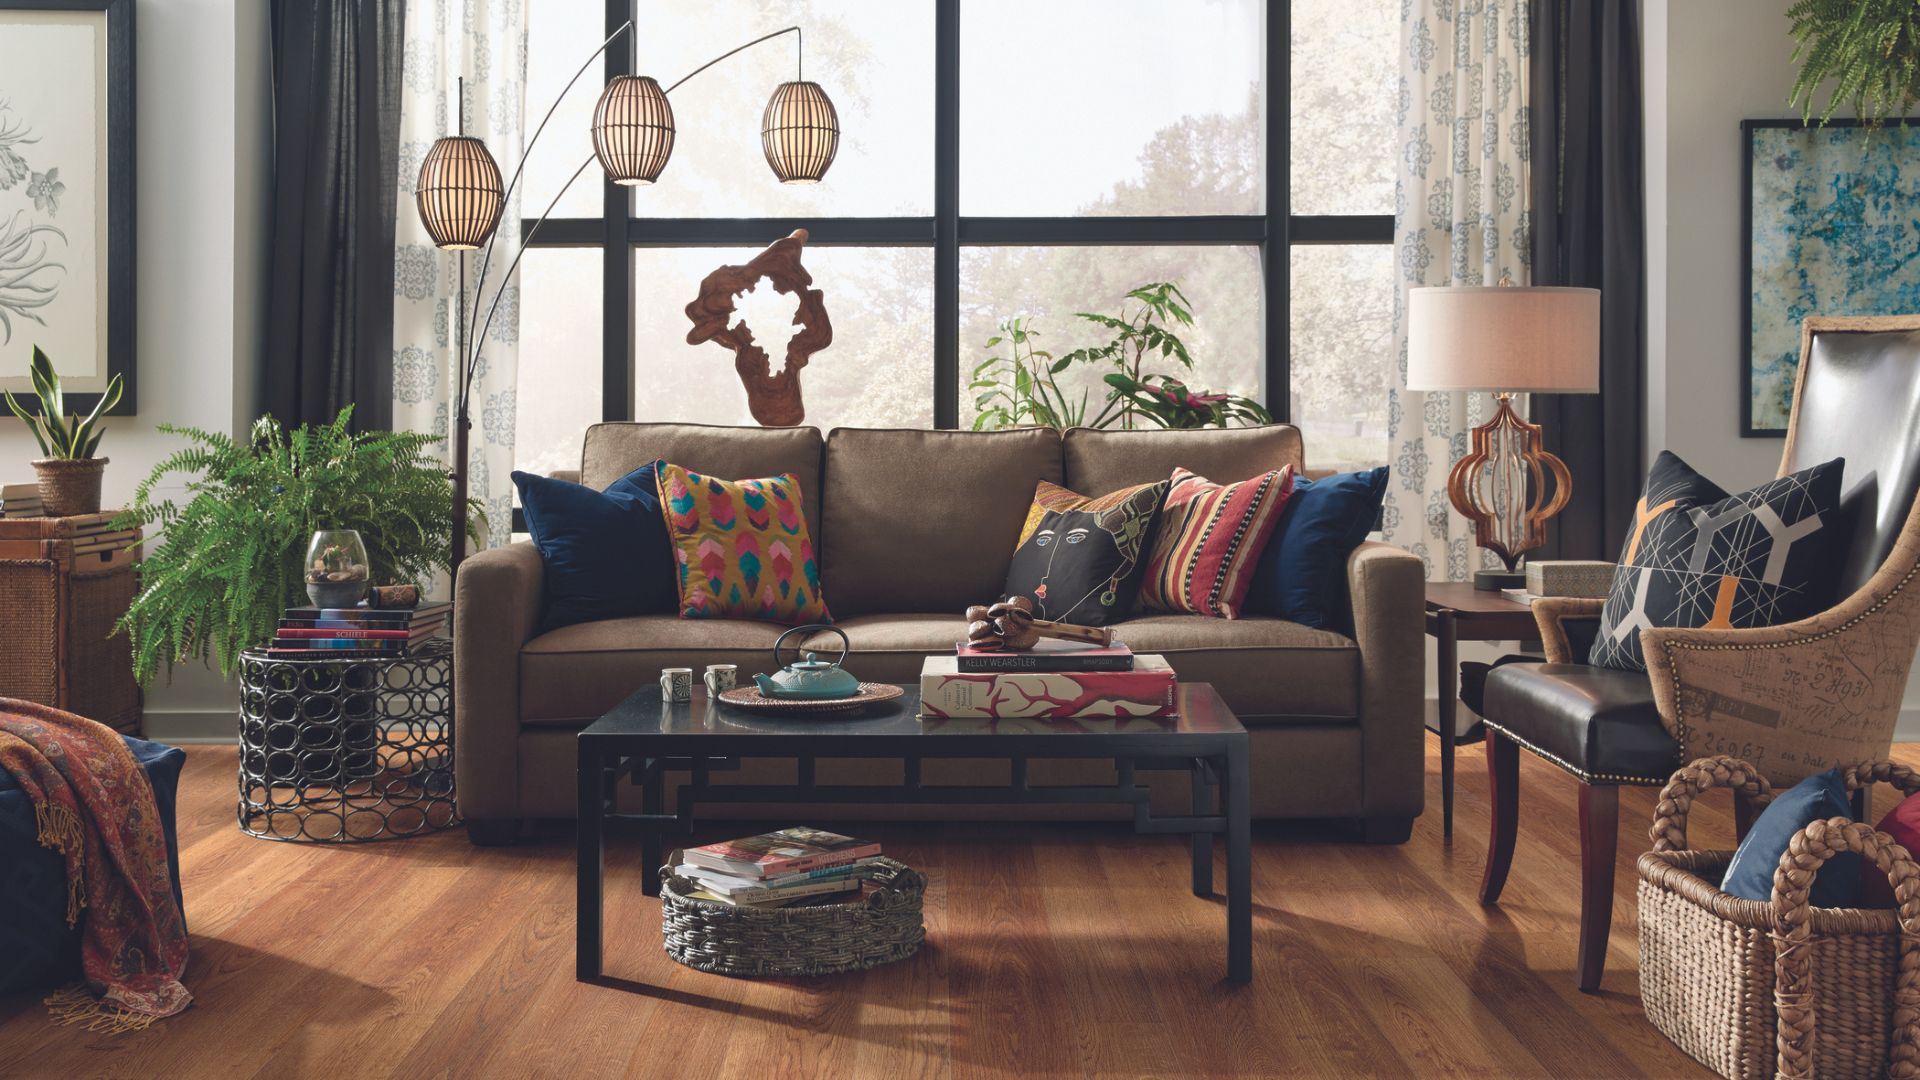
[{"xmin": 1002, "ymin": 479, "xmax": 1168, "ymax": 626}]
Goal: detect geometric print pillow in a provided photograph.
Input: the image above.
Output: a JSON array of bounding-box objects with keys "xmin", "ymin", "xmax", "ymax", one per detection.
[
  {"xmin": 1138, "ymin": 465, "xmax": 1295, "ymax": 619},
  {"xmin": 1588, "ymin": 451, "xmax": 1846, "ymax": 671},
  {"xmin": 657, "ymin": 464, "xmax": 832, "ymax": 626}
]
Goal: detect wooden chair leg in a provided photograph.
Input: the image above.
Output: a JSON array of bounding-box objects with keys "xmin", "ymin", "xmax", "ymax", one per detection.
[
  {"xmin": 1734, "ymin": 792, "xmax": 1758, "ymax": 841},
  {"xmin": 1576, "ymin": 782, "xmax": 1619, "ymax": 993},
  {"xmin": 1479, "ymin": 728, "xmax": 1520, "ymax": 905}
]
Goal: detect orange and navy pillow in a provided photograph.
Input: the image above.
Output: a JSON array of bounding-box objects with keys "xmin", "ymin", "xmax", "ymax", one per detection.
[
  {"xmin": 1003, "ymin": 478, "xmax": 1169, "ymax": 626},
  {"xmin": 656, "ymin": 464, "xmax": 831, "ymax": 625},
  {"xmin": 1138, "ymin": 465, "xmax": 1295, "ymax": 619}
]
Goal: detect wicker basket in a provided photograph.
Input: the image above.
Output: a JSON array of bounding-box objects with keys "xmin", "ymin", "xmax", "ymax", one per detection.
[
  {"xmin": 660, "ymin": 857, "xmax": 926, "ymax": 977},
  {"xmin": 1637, "ymin": 756, "xmax": 1920, "ymax": 1080}
]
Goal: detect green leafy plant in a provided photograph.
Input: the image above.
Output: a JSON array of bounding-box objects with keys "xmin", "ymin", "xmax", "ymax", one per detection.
[
  {"xmin": 3, "ymin": 345, "xmax": 123, "ymax": 458},
  {"xmin": 969, "ymin": 317, "xmax": 1087, "ymax": 431},
  {"xmin": 975, "ymin": 282, "xmax": 1272, "ymax": 432},
  {"xmin": 113, "ymin": 405, "xmax": 482, "ymax": 684},
  {"xmin": 1789, "ymin": 0, "xmax": 1920, "ymax": 125}
]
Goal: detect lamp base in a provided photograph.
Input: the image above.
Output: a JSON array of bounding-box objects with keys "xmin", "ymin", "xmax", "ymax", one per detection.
[{"xmin": 1473, "ymin": 569, "xmax": 1525, "ymax": 592}]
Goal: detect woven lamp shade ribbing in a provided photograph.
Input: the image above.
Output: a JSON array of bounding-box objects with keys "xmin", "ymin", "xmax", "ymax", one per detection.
[
  {"xmin": 415, "ymin": 136, "xmax": 504, "ymax": 251},
  {"xmin": 593, "ymin": 75, "xmax": 675, "ymax": 185},
  {"xmin": 762, "ymin": 81, "xmax": 839, "ymax": 184}
]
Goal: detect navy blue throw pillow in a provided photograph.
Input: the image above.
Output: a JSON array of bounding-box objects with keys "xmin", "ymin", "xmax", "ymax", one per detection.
[
  {"xmin": 1245, "ymin": 466, "xmax": 1390, "ymax": 632},
  {"xmin": 513, "ymin": 462, "xmax": 678, "ymax": 632},
  {"xmin": 1721, "ymin": 768, "xmax": 1861, "ymax": 907}
]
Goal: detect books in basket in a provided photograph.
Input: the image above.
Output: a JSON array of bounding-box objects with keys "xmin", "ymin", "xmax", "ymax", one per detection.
[
  {"xmin": 682, "ymin": 827, "xmax": 881, "ymax": 880},
  {"xmin": 919, "ymin": 654, "xmax": 1177, "ymax": 719},
  {"xmin": 672, "ymin": 857, "xmax": 879, "ymax": 904},
  {"xmin": 955, "ymin": 637, "xmax": 1134, "ymax": 673}
]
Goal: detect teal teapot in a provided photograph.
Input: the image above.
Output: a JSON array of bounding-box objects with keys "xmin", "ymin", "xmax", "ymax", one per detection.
[{"xmin": 754, "ymin": 625, "xmax": 861, "ymax": 700}]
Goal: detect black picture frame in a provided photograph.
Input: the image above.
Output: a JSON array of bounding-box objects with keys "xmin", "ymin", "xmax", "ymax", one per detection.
[
  {"xmin": 0, "ymin": 0, "xmax": 135, "ymax": 417},
  {"xmin": 1740, "ymin": 117, "xmax": 1919, "ymax": 437}
]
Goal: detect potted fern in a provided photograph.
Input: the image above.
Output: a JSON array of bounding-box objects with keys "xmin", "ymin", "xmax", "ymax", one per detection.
[
  {"xmin": 3, "ymin": 345, "xmax": 124, "ymax": 516},
  {"xmin": 114, "ymin": 405, "xmax": 483, "ymax": 684},
  {"xmin": 1789, "ymin": 0, "xmax": 1920, "ymax": 125}
]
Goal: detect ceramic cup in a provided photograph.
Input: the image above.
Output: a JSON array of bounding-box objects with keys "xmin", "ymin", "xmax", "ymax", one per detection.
[
  {"xmin": 659, "ymin": 667, "xmax": 694, "ymax": 703},
  {"xmin": 704, "ymin": 664, "xmax": 738, "ymax": 697}
]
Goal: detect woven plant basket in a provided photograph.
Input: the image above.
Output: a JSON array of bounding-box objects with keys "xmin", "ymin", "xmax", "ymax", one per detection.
[
  {"xmin": 660, "ymin": 856, "xmax": 926, "ymax": 977},
  {"xmin": 1637, "ymin": 756, "xmax": 1920, "ymax": 1080},
  {"xmin": 31, "ymin": 457, "xmax": 106, "ymax": 517}
]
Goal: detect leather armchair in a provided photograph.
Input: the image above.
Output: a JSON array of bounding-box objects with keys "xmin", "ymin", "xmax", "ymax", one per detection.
[{"xmin": 1476, "ymin": 315, "xmax": 1920, "ymax": 992}]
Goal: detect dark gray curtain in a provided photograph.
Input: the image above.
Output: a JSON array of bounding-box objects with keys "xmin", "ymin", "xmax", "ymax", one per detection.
[
  {"xmin": 262, "ymin": 0, "xmax": 405, "ymax": 431},
  {"xmin": 1529, "ymin": 0, "xmax": 1646, "ymax": 560}
]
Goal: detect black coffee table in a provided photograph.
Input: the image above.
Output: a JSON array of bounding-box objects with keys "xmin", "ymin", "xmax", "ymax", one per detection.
[{"xmin": 576, "ymin": 682, "xmax": 1252, "ymax": 983}]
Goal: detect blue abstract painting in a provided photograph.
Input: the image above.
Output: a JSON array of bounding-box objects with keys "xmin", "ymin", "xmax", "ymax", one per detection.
[{"xmin": 1746, "ymin": 122, "xmax": 1920, "ymax": 435}]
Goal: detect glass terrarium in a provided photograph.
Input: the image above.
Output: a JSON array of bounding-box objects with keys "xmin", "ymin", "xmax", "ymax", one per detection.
[{"xmin": 305, "ymin": 529, "xmax": 370, "ymax": 608}]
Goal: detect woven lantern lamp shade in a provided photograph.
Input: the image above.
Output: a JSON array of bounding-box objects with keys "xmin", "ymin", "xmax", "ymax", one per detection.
[
  {"xmin": 592, "ymin": 75, "xmax": 676, "ymax": 185},
  {"xmin": 415, "ymin": 136, "xmax": 505, "ymax": 251},
  {"xmin": 762, "ymin": 80, "xmax": 839, "ymax": 184}
]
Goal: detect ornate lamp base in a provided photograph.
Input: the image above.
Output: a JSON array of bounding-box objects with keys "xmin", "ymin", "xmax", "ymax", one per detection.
[{"xmin": 1446, "ymin": 392, "xmax": 1572, "ymax": 590}]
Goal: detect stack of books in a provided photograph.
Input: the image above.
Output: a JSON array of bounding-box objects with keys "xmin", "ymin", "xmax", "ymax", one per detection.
[
  {"xmin": 1, "ymin": 482, "xmax": 43, "ymax": 518},
  {"xmin": 919, "ymin": 637, "xmax": 1178, "ymax": 719},
  {"xmin": 266, "ymin": 600, "xmax": 451, "ymax": 659},
  {"xmin": 670, "ymin": 827, "xmax": 882, "ymax": 907}
]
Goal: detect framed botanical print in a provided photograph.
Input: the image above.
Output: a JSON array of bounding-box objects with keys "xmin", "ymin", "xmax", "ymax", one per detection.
[
  {"xmin": 1742, "ymin": 118, "xmax": 1920, "ymax": 436},
  {"xmin": 0, "ymin": 0, "xmax": 134, "ymax": 415}
]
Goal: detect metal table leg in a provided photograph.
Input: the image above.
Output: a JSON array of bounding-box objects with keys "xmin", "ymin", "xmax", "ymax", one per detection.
[
  {"xmin": 1223, "ymin": 742, "xmax": 1251, "ymax": 983},
  {"xmin": 641, "ymin": 753, "xmax": 663, "ymax": 897},
  {"xmin": 576, "ymin": 740, "xmax": 605, "ymax": 981},
  {"xmin": 1190, "ymin": 757, "xmax": 1214, "ymax": 896}
]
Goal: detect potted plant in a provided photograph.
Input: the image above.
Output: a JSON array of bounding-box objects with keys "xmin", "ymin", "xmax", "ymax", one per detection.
[
  {"xmin": 1789, "ymin": 0, "xmax": 1920, "ymax": 125},
  {"xmin": 113, "ymin": 405, "xmax": 483, "ymax": 684},
  {"xmin": 3, "ymin": 345, "xmax": 124, "ymax": 516}
]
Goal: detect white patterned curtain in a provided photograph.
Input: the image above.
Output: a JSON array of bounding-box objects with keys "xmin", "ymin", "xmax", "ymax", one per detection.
[
  {"xmin": 1383, "ymin": 0, "xmax": 1533, "ymax": 581},
  {"xmin": 392, "ymin": 0, "xmax": 526, "ymax": 550}
]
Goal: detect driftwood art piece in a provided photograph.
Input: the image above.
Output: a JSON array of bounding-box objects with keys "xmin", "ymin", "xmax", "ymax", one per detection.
[
  {"xmin": 964, "ymin": 595, "xmax": 1115, "ymax": 652},
  {"xmin": 684, "ymin": 229, "xmax": 832, "ymax": 427}
]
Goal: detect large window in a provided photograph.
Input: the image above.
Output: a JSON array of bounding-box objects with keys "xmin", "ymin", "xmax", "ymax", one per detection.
[{"xmin": 516, "ymin": 0, "xmax": 1394, "ymax": 492}]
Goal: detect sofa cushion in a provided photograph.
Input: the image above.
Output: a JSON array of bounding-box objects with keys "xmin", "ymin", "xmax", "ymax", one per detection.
[
  {"xmin": 1109, "ymin": 614, "xmax": 1358, "ymax": 722},
  {"xmin": 658, "ymin": 465, "xmax": 830, "ymax": 625},
  {"xmin": 1062, "ymin": 425, "xmax": 1305, "ymax": 494},
  {"xmin": 520, "ymin": 616, "xmax": 789, "ymax": 726},
  {"xmin": 819, "ymin": 427, "xmax": 1063, "ymax": 617},
  {"xmin": 1137, "ymin": 466, "xmax": 1294, "ymax": 619},
  {"xmin": 512, "ymin": 462, "xmax": 677, "ymax": 632},
  {"xmin": 1004, "ymin": 479, "xmax": 1168, "ymax": 625},
  {"xmin": 580, "ymin": 423, "xmax": 825, "ymax": 530},
  {"xmin": 1245, "ymin": 466, "xmax": 1391, "ymax": 632}
]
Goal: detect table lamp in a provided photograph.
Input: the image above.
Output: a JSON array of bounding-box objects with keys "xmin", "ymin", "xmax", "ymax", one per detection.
[{"xmin": 1406, "ymin": 283, "xmax": 1601, "ymax": 590}]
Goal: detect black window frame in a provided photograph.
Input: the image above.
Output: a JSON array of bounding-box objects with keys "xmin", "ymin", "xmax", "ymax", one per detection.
[{"xmin": 520, "ymin": 0, "xmax": 1391, "ymax": 439}]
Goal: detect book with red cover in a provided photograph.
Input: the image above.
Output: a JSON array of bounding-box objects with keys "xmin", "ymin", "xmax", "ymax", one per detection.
[
  {"xmin": 955, "ymin": 637, "xmax": 1134, "ymax": 673},
  {"xmin": 681, "ymin": 827, "xmax": 882, "ymax": 880},
  {"xmin": 276, "ymin": 627, "xmax": 434, "ymax": 640},
  {"xmin": 919, "ymin": 654, "xmax": 1177, "ymax": 719}
]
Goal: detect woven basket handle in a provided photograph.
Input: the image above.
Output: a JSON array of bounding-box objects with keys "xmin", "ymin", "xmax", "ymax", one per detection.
[
  {"xmin": 1768, "ymin": 819, "xmax": 1920, "ymax": 1080},
  {"xmin": 1845, "ymin": 761, "xmax": 1920, "ymax": 800},
  {"xmin": 1649, "ymin": 756, "xmax": 1776, "ymax": 853}
]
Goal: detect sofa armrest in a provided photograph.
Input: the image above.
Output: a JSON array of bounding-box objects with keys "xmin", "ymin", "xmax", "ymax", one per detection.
[
  {"xmin": 1533, "ymin": 596, "xmax": 1604, "ymax": 663},
  {"xmin": 454, "ymin": 540, "xmax": 545, "ymax": 823},
  {"xmin": 1346, "ymin": 541, "xmax": 1426, "ymax": 818}
]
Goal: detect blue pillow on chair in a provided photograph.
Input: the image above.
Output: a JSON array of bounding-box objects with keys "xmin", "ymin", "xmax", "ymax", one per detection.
[
  {"xmin": 513, "ymin": 461, "xmax": 678, "ymax": 633},
  {"xmin": 1720, "ymin": 767, "xmax": 1861, "ymax": 907},
  {"xmin": 1244, "ymin": 466, "xmax": 1390, "ymax": 632},
  {"xmin": 0, "ymin": 734, "xmax": 185, "ymax": 995}
]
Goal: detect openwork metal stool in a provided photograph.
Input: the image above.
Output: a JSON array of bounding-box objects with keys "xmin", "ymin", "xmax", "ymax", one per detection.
[{"xmin": 236, "ymin": 638, "xmax": 458, "ymax": 841}]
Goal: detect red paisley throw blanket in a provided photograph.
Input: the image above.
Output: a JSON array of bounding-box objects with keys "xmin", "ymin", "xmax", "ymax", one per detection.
[{"xmin": 0, "ymin": 698, "xmax": 190, "ymax": 1027}]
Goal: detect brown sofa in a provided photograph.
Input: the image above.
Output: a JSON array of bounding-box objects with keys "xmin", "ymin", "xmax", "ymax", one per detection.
[{"xmin": 453, "ymin": 422, "xmax": 1427, "ymax": 842}]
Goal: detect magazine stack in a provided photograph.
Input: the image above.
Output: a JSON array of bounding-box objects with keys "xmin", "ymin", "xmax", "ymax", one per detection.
[{"xmin": 668, "ymin": 827, "xmax": 883, "ymax": 907}]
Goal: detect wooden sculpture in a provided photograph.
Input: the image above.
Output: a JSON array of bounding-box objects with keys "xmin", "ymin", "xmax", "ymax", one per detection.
[
  {"xmin": 684, "ymin": 229, "xmax": 833, "ymax": 426},
  {"xmin": 964, "ymin": 595, "xmax": 1115, "ymax": 652}
]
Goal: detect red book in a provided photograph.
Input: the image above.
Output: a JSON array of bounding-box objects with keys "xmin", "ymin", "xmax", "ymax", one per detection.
[
  {"xmin": 276, "ymin": 627, "xmax": 416, "ymax": 640},
  {"xmin": 681, "ymin": 827, "xmax": 882, "ymax": 880},
  {"xmin": 919, "ymin": 655, "xmax": 1177, "ymax": 719},
  {"xmin": 955, "ymin": 638, "xmax": 1134, "ymax": 673}
]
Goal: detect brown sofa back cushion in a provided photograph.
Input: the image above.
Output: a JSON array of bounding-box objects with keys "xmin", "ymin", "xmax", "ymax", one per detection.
[
  {"xmin": 1063, "ymin": 425, "xmax": 1305, "ymax": 493},
  {"xmin": 820, "ymin": 427, "xmax": 1064, "ymax": 617},
  {"xmin": 580, "ymin": 423, "xmax": 826, "ymax": 529}
]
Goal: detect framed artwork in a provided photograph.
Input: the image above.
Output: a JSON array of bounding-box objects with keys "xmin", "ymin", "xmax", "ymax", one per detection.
[
  {"xmin": 1742, "ymin": 118, "xmax": 1920, "ymax": 436},
  {"xmin": 0, "ymin": 0, "xmax": 134, "ymax": 415}
]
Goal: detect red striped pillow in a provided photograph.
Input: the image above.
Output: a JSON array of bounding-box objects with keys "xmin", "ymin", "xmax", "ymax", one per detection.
[{"xmin": 1138, "ymin": 466, "xmax": 1295, "ymax": 618}]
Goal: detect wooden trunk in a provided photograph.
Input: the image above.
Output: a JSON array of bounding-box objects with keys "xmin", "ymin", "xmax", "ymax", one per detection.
[{"xmin": 0, "ymin": 520, "xmax": 143, "ymax": 734}]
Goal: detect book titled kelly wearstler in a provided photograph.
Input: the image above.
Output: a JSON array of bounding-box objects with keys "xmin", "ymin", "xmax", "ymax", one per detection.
[{"xmin": 919, "ymin": 654, "xmax": 1177, "ymax": 719}]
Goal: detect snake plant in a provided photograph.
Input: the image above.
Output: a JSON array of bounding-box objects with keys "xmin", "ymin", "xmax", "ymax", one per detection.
[{"xmin": 3, "ymin": 344, "xmax": 122, "ymax": 459}]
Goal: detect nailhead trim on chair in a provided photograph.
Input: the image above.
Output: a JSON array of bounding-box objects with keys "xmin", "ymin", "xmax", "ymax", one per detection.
[
  {"xmin": 1653, "ymin": 556, "xmax": 1920, "ymax": 761},
  {"xmin": 1481, "ymin": 720, "xmax": 1674, "ymax": 786}
]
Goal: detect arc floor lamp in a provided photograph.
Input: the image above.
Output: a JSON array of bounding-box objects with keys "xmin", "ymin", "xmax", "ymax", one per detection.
[{"xmin": 414, "ymin": 21, "xmax": 841, "ymax": 569}]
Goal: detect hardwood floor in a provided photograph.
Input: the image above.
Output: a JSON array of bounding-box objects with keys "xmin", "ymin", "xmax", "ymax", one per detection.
[{"xmin": 7, "ymin": 739, "xmax": 1899, "ymax": 1079}]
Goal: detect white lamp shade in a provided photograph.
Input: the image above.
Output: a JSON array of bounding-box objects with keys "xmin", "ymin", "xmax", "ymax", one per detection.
[
  {"xmin": 762, "ymin": 81, "xmax": 839, "ymax": 183},
  {"xmin": 592, "ymin": 75, "xmax": 675, "ymax": 185},
  {"xmin": 1406, "ymin": 286, "xmax": 1601, "ymax": 394}
]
